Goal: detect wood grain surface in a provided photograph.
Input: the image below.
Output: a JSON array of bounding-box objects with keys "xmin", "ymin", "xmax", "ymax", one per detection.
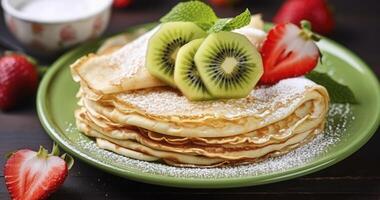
[{"xmin": 0, "ymin": 0, "xmax": 379, "ymax": 199}]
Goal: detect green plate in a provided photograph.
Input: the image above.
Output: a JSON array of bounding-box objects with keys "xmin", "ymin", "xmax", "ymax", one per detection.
[{"xmin": 37, "ymin": 24, "xmax": 380, "ymax": 188}]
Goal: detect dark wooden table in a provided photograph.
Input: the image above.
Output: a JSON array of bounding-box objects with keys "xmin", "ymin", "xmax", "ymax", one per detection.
[{"xmin": 1, "ymin": 1, "xmax": 379, "ymax": 199}]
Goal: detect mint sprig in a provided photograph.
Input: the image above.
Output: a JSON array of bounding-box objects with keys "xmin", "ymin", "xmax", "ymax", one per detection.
[
  {"xmin": 160, "ymin": 1, "xmax": 251, "ymax": 32},
  {"xmin": 208, "ymin": 9, "xmax": 251, "ymax": 33},
  {"xmin": 305, "ymin": 71, "xmax": 358, "ymax": 104},
  {"xmin": 160, "ymin": 1, "xmax": 218, "ymax": 30}
]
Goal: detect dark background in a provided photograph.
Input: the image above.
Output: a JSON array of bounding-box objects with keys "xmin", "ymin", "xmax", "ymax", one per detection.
[{"xmin": 0, "ymin": 0, "xmax": 379, "ymax": 199}]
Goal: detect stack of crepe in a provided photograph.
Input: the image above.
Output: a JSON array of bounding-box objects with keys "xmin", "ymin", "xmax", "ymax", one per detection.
[{"xmin": 71, "ymin": 16, "xmax": 330, "ymax": 167}]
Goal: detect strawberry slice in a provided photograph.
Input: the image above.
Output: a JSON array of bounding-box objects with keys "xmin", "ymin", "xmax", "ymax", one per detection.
[
  {"xmin": 4, "ymin": 144, "xmax": 73, "ymax": 200},
  {"xmin": 259, "ymin": 21, "xmax": 320, "ymax": 84}
]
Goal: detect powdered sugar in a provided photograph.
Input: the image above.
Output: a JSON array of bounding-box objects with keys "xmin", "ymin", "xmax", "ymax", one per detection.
[
  {"xmin": 69, "ymin": 103, "xmax": 352, "ymax": 179},
  {"xmin": 108, "ymin": 27, "xmax": 158, "ymax": 78},
  {"xmin": 116, "ymin": 77, "xmax": 315, "ymax": 119}
]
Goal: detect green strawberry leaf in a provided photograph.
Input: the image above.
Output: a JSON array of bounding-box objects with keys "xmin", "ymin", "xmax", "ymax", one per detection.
[
  {"xmin": 305, "ymin": 71, "xmax": 358, "ymax": 104},
  {"xmin": 51, "ymin": 143, "xmax": 60, "ymax": 156},
  {"xmin": 61, "ymin": 153, "xmax": 75, "ymax": 170},
  {"xmin": 160, "ymin": 1, "xmax": 218, "ymax": 30},
  {"xmin": 208, "ymin": 9, "xmax": 251, "ymax": 33}
]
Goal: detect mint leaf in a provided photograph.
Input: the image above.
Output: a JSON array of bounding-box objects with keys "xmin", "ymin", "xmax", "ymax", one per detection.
[
  {"xmin": 208, "ymin": 9, "xmax": 251, "ymax": 33},
  {"xmin": 207, "ymin": 18, "xmax": 229, "ymax": 33},
  {"xmin": 160, "ymin": 2, "xmax": 251, "ymax": 32},
  {"xmin": 224, "ymin": 9, "xmax": 251, "ymax": 31},
  {"xmin": 305, "ymin": 71, "xmax": 358, "ymax": 104},
  {"xmin": 160, "ymin": 1, "xmax": 218, "ymax": 30}
]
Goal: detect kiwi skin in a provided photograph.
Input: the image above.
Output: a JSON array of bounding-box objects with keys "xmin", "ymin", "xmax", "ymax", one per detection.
[
  {"xmin": 174, "ymin": 38, "xmax": 213, "ymax": 101},
  {"xmin": 194, "ymin": 31, "xmax": 263, "ymax": 99},
  {"xmin": 146, "ymin": 22, "xmax": 207, "ymax": 86}
]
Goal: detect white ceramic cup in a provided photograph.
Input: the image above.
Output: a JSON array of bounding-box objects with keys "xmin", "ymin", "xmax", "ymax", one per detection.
[{"xmin": 1, "ymin": 0, "xmax": 112, "ymax": 53}]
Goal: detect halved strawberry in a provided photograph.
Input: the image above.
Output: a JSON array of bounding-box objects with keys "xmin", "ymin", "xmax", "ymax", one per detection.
[
  {"xmin": 4, "ymin": 144, "xmax": 73, "ymax": 200},
  {"xmin": 259, "ymin": 21, "xmax": 320, "ymax": 84}
]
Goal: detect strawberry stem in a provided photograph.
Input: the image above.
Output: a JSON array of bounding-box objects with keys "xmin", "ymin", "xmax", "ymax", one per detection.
[
  {"xmin": 5, "ymin": 151, "xmax": 15, "ymax": 159},
  {"xmin": 299, "ymin": 20, "xmax": 321, "ymax": 42},
  {"xmin": 36, "ymin": 146, "xmax": 49, "ymax": 159},
  {"xmin": 301, "ymin": 20, "xmax": 312, "ymax": 31}
]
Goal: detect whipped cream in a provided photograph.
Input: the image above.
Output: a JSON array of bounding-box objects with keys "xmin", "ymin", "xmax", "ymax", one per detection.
[{"xmin": 17, "ymin": 0, "xmax": 103, "ymax": 21}]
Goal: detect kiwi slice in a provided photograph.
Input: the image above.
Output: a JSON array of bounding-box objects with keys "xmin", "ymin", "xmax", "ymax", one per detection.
[
  {"xmin": 194, "ymin": 31, "xmax": 263, "ymax": 99},
  {"xmin": 146, "ymin": 22, "xmax": 207, "ymax": 86},
  {"xmin": 174, "ymin": 38, "xmax": 213, "ymax": 101}
]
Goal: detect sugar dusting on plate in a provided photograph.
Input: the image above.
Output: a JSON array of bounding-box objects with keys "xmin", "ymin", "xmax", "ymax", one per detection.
[{"xmin": 70, "ymin": 103, "xmax": 353, "ymax": 179}]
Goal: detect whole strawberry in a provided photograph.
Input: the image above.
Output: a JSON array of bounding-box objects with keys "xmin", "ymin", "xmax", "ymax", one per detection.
[
  {"xmin": 273, "ymin": 0, "xmax": 335, "ymax": 35},
  {"xmin": 4, "ymin": 144, "xmax": 73, "ymax": 200},
  {"xmin": 0, "ymin": 54, "xmax": 38, "ymax": 111},
  {"xmin": 208, "ymin": 0, "xmax": 241, "ymax": 7},
  {"xmin": 112, "ymin": 0, "xmax": 133, "ymax": 9}
]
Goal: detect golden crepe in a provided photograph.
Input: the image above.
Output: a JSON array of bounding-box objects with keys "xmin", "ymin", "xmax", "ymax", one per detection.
[
  {"xmin": 73, "ymin": 76, "xmax": 328, "ymax": 167},
  {"xmin": 71, "ymin": 15, "xmax": 330, "ymax": 167}
]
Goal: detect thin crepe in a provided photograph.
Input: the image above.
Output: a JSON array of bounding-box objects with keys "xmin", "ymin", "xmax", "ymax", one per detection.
[
  {"xmin": 80, "ymin": 78, "xmax": 328, "ymax": 138},
  {"xmin": 70, "ymin": 15, "xmax": 267, "ymax": 95},
  {"xmin": 73, "ymin": 77, "xmax": 329, "ymax": 166},
  {"xmin": 76, "ymin": 109, "xmax": 321, "ymax": 166}
]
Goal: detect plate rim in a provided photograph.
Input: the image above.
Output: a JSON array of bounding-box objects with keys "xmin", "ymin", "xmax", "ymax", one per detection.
[{"xmin": 36, "ymin": 26, "xmax": 380, "ymax": 189}]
